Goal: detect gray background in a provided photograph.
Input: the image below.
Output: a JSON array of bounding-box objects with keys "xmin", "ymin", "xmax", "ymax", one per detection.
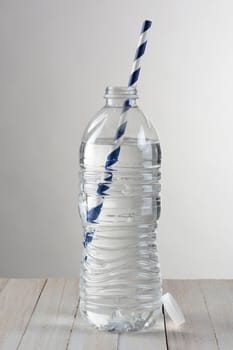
[{"xmin": 1, "ymin": 0, "xmax": 232, "ymax": 278}]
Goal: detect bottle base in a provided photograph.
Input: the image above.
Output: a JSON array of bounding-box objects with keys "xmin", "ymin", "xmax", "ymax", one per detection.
[{"xmin": 80, "ymin": 304, "xmax": 162, "ymax": 333}]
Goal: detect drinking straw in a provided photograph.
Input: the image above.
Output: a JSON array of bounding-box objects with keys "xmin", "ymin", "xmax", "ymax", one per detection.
[{"xmin": 84, "ymin": 20, "xmax": 152, "ymax": 247}]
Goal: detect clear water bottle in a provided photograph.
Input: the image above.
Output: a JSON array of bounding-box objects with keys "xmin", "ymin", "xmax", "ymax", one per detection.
[{"xmin": 79, "ymin": 86, "xmax": 162, "ymax": 332}]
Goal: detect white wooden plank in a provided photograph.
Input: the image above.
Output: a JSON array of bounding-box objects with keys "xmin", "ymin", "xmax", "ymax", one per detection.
[
  {"xmin": 18, "ymin": 279, "xmax": 79, "ymax": 350},
  {"xmin": 0, "ymin": 279, "xmax": 8, "ymax": 293},
  {"xmin": 67, "ymin": 309, "xmax": 118, "ymax": 350},
  {"xmin": 163, "ymin": 280, "xmax": 219, "ymax": 350},
  {"xmin": 201, "ymin": 280, "xmax": 233, "ymax": 350},
  {"xmin": 0, "ymin": 279, "xmax": 46, "ymax": 350},
  {"xmin": 118, "ymin": 317, "xmax": 166, "ymax": 350}
]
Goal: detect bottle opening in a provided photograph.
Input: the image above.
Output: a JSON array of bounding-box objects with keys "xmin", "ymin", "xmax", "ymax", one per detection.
[{"xmin": 104, "ymin": 86, "xmax": 138, "ymax": 99}]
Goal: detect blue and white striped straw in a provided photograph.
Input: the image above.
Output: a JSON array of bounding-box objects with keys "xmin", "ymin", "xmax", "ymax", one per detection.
[{"xmin": 84, "ymin": 20, "xmax": 152, "ymax": 248}]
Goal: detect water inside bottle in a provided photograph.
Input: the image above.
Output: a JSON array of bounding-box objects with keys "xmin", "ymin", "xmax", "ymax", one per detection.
[{"xmin": 79, "ymin": 137, "xmax": 162, "ymax": 332}]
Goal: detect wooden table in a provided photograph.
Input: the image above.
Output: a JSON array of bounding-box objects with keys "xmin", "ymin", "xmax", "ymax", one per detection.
[{"xmin": 0, "ymin": 279, "xmax": 232, "ymax": 349}]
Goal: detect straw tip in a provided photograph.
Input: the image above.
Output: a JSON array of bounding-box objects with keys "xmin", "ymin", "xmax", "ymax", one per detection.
[{"xmin": 141, "ymin": 20, "xmax": 152, "ymax": 33}]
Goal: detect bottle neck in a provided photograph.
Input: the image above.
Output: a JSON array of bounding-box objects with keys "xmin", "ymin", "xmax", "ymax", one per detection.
[
  {"xmin": 105, "ymin": 97, "xmax": 137, "ymax": 107},
  {"xmin": 104, "ymin": 86, "xmax": 138, "ymax": 108}
]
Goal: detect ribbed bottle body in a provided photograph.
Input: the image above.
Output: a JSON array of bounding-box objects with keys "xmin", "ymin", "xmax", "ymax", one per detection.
[{"xmin": 79, "ymin": 135, "xmax": 162, "ymax": 332}]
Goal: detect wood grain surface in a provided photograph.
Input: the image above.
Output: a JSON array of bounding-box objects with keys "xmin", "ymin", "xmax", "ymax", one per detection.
[{"xmin": 0, "ymin": 279, "xmax": 232, "ymax": 350}]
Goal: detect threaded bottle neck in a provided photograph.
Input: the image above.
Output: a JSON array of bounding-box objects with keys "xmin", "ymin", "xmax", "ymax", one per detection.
[{"xmin": 104, "ymin": 86, "xmax": 138, "ymax": 107}]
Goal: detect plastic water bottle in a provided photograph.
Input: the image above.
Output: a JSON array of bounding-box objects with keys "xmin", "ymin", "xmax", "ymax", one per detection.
[{"xmin": 79, "ymin": 86, "xmax": 162, "ymax": 332}]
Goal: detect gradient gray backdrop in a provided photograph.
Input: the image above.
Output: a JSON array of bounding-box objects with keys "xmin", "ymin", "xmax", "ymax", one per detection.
[{"xmin": 1, "ymin": 0, "xmax": 232, "ymax": 277}]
